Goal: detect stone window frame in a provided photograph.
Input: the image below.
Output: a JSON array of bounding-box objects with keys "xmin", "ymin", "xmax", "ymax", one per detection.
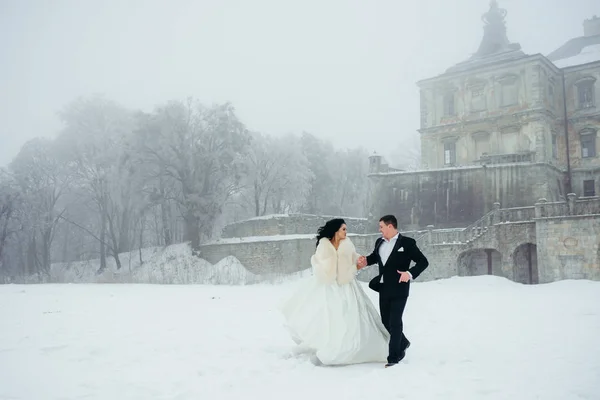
[
  {"xmin": 579, "ymin": 128, "xmax": 597, "ymax": 158},
  {"xmin": 551, "ymin": 131, "xmax": 558, "ymax": 159},
  {"xmin": 441, "ymin": 136, "xmax": 459, "ymax": 166},
  {"xmin": 497, "ymin": 74, "xmax": 519, "ymax": 107},
  {"xmin": 467, "ymin": 79, "xmax": 487, "ymax": 112},
  {"xmin": 499, "ymin": 124, "xmax": 522, "ymax": 154},
  {"xmin": 547, "ymin": 77, "xmax": 556, "ymax": 109},
  {"xmin": 471, "ymin": 130, "xmax": 491, "ymax": 160},
  {"xmin": 582, "ymin": 179, "xmax": 595, "ymax": 197},
  {"xmin": 442, "ymin": 88, "xmax": 457, "ymax": 117},
  {"xmin": 574, "ymin": 76, "xmax": 596, "ymax": 110}
]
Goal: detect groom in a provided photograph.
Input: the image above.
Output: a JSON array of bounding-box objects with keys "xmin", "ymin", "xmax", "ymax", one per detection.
[{"xmin": 358, "ymin": 215, "xmax": 429, "ymax": 367}]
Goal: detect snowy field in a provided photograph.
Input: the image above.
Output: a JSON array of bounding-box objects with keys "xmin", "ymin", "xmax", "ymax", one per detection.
[{"xmin": 1, "ymin": 276, "xmax": 600, "ymax": 400}]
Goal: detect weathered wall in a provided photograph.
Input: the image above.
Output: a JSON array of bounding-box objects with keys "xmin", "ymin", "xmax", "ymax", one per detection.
[
  {"xmin": 417, "ymin": 56, "xmax": 562, "ymax": 169},
  {"xmin": 459, "ymin": 221, "xmax": 538, "ymax": 282},
  {"xmin": 536, "ymin": 214, "xmax": 600, "ymax": 282},
  {"xmin": 419, "ymin": 58, "xmax": 537, "ymax": 134},
  {"xmin": 201, "ymin": 198, "xmax": 599, "ymax": 285},
  {"xmin": 201, "ymin": 232, "xmax": 463, "ymax": 285},
  {"xmin": 199, "ymin": 237, "xmax": 316, "ymax": 275},
  {"xmin": 562, "ymin": 63, "xmax": 600, "ymax": 171},
  {"xmin": 571, "ymin": 169, "xmax": 600, "ymax": 198},
  {"xmin": 368, "ymin": 163, "xmax": 563, "ymax": 229},
  {"xmin": 200, "ymin": 234, "xmax": 383, "ymax": 276},
  {"xmin": 221, "ymin": 214, "xmax": 372, "ymax": 238}
]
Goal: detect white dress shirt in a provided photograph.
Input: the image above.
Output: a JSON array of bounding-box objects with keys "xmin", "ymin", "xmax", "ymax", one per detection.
[
  {"xmin": 378, "ymin": 233, "xmax": 411, "ymax": 283},
  {"xmin": 378, "ymin": 233, "xmax": 399, "ymax": 266}
]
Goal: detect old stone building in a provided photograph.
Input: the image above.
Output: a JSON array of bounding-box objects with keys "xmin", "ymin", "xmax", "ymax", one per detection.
[{"xmin": 368, "ymin": 1, "xmax": 600, "ymax": 230}]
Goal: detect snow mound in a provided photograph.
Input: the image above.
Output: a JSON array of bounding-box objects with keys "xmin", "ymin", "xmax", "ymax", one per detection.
[{"xmin": 11, "ymin": 242, "xmax": 311, "ymax": 285}]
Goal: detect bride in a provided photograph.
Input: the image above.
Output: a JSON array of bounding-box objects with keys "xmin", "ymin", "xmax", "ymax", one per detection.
[{"xmin": 280, "ymin": 218, "xmax": 389, "ymax": 365}]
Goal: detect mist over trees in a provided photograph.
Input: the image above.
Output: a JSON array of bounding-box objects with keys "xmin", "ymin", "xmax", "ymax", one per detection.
[{"xmin": 0, "ymin": 95, "xmax": 419, "ymax": 280}]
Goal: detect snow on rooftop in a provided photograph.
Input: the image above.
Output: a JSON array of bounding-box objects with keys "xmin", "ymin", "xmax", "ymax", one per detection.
[
  {"xmin": 246, "ymin": 214, "xmax": 290, "ymax": 221},
  {"xmin": 553, "ymin": 44, "xmax": 600, "ymax": 68},
  {"xmin": 230, "ymin": 213, "xmax": 368, "ymax": 225},
  {"xmin": 204, "ymin": 233, "xmax": 316, "ymax": 245}
]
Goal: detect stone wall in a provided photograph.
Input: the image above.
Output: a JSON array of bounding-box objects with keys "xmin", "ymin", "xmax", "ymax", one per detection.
[
  {"xmin": 562, "ymin": 63, "xmax": 600, "ymax": 172},
  {"xmin": 199, "ymin": 232, "xmax": 424, "ymax": 277},
  {"xmin": 457, "ymin": 221, "xmax": 538, "ymax": 282},
  {"xmin": 221, "ymin": 214, "xmax": 371, "ymax": 238},
  {"xmin": 199, "ymin": 236, "xmax": 317, "ymax": 275},
  {"xmin": 200, "ymin": 197, "xmax": 599, "ymax": 285},
  {"xmin": 536, "ymin": 214, "xmax": 600, "ymax": 282},
  {"xmin": 571, "ymin": 169, "xmax": 600, "ymax": 198},
  {"xmin": 368, "ymin": 163, "xmax": 564, "ymax": 229},
  {"xmin": 417, "ymin": 55, "xmax": 563, "ymax": 169}
]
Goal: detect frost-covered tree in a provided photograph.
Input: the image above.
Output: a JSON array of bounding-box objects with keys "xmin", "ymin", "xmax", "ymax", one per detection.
[
  {"xmin": 386, "ymin": 135, "xmax": 422, "ymax": 171},
  {"xmin": 136, "ymin": 99, "xmax": 251, "ymax": 249},
  {"xmin": 299, "ymin": 132, "xmax": 370, "ymax": 217},
  {"xmin": 331, "ymin": 147, "xmax": 370, "ymax": 217},
  {"xmin": 299, "ymin": 132, "xmax": 336, "ymax": 214},
  {"xmin": 9, "ymin": 138, "xmax": 70, "ymax": 276},
  {"xmin": 0, "ymin": 169, "xmax": 20, "ymax": 277},
  {"xmin": 240, "ymin": 132, "xmax": 312, "ymax": 216},
  {"xmin": 56, "ymin": 95, "xmax": 141, "ymax": 272}
]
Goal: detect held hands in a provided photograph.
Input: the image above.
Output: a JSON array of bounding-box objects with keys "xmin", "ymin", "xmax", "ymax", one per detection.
[
  {"xmin": 397, "ymin": 270, "xmax": 411, "ymax": 283},
  {"xmin": 357, "ymin": 255, "xmax": 367, "ymax": 269}
]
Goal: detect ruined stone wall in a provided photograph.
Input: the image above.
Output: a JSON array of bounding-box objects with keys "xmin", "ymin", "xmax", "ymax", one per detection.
[
  {"xmin": 458, "ymin": 221, "xmax": 537, "ymax": 281},
  {"xmin": 221, "ymin": 214, "xmax": 372, "ymax": 238},
  {"xmin": 536, "ymin": 214, "xmax": 600, "ymax": 282},
  {"xmin": 562, "ymin": 64, "xmax": 600, "ymax": 171},
  {"xmin": 418, "ymin": 56, "xmax": 560, "ymax": 169},
  {"xmin": 369, "ymin": 163, "xmax": 564, "ymax": 229},
  {"xmin": 199, "ymin": 236, "xmax": 316, "ymax": 275},
  {"xmin": 200, "ymin": 199, "xmax": 599, "ymax": 284},
  {"xmin": 199, "ymin": 232, "xmax": 428, "ymax": 277}
]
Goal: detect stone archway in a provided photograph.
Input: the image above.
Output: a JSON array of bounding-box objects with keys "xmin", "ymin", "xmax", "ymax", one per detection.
[
  {"xmin": 513, "ymin": 243, "xmax": 538, "ymax": 284},
  {"xmin": 457, "ymin": 248, "xmax": 502, "ymax": 277}
]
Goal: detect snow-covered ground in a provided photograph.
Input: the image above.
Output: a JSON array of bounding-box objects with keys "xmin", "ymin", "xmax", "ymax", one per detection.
[{"xmin": 1, "ymin": 276, "xmax": 599, "ymax": 399}]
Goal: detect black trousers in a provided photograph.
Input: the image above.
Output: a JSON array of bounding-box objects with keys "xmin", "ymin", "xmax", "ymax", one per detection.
[{"xmin": 379, "ymin": 295, "xmax": 409, "ymax": 364}]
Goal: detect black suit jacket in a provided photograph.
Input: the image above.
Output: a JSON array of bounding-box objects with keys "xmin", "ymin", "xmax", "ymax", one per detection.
[{"xmin": 366, "ymin": 234, "xmax": 429, "ymax": 298}]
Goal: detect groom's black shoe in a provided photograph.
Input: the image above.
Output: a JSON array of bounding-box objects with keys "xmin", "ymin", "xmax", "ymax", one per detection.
[{"xmin": 384, "ymin": 350, "xmax": 406, "ymax": 367}]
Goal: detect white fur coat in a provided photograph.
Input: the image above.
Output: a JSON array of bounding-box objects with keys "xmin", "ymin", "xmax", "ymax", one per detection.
[{"xmin": 311, "ymin": 237, "xmax": 360, "ymax": 285}]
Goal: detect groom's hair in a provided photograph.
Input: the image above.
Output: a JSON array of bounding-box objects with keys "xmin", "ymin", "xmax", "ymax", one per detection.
[{"xmin": 379, "ymin": 215, "xmax": 397, "ymax": 229}]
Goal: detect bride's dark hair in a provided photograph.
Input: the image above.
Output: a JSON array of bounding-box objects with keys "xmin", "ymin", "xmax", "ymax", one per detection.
[{"xmin": 315, "ymin": 218, "xmax": 346, "ymax": 247}]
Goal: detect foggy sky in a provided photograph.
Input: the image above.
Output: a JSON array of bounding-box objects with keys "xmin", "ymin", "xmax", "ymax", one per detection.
[{"xmin": 0, "ymin": 0, "xmax": 597, "ymax": 167}]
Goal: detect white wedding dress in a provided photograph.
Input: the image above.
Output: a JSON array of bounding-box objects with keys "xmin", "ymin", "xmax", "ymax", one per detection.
[{"xmin": 280, "ymin": 237, "xmax": 390, "ymax": 365}]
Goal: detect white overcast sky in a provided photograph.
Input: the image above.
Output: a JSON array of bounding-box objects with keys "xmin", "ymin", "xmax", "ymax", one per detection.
[{"xmin": 0, "ymin": 0, "xmax": 597, "ymax": 166}]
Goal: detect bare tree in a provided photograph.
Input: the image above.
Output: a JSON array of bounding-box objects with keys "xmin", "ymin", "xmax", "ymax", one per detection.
[
  {"xmin": 9, "ymin": 138, "xmax": 69, "ymax": 276},
  {"xmin": 0, "ymin": 170, "xmax": 20, "ymax": 276},
  {"xmin": 332, "ymin": 147, "xmax": 370, "ymax": 217},
  {"xmin": 300, "ymin": 132, "xmax": 337, "ymax": 214},
  {"xmin": 56, "ymin": 95, "xmax": 141, "ymax": 272},
  {"xmin": 137, "ymin": 99, "xmax": 251, "ymax": 250},
  {"xmin": 387, "ymin": 135, "xmax": 422, "ymax": 171},
  {"xmin": 240, "ymin": 132, "xmax": 312, "ymax": 217}
]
